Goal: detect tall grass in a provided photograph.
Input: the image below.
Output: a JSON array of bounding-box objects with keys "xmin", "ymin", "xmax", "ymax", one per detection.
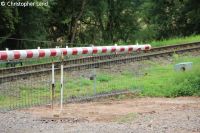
[
  {"xmin": 150, "ymin": 34, "xmax": 200, "ymax": 47},
  {"xmin": 62, "ymin": 55, "xmax": 200, "ymax": 98},
  {"xmin": 1, "ymin": 55, "xmax": 199, "ymax": 109},
  {"xmin": 140, "ymin": 56, "xmax": 200, "ymax": 97}
]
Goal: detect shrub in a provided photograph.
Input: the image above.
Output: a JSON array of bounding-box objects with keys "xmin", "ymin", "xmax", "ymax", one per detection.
[{"xmin": 170, "ymin": 67, "xmax": 200, "ymax": 97}]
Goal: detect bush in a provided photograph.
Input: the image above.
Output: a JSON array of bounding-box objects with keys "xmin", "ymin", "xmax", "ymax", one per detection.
[
  {"xmin": 97, "ymin": 74, "xmax": 112, "ymax": 82},
  {"xmin": 169, "ymin": 67, "xmax": 200, "ymax": 97}
]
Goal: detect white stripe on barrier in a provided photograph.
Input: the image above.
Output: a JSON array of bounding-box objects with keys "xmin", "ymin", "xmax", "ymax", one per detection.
[
  {"xmin": 7, "ymin": 51, "xmax": 14, "ymax": 60},
  {"xmin": 32, "ymin": 49, "xmax": 39, "ymax": 59},
  {"xmin": 0, "ymin": 44, "xmax": 151, "ymax": 60},
  {"xmin": 19, "ymin": 50, "xmax": 27, "ymax": 60}
]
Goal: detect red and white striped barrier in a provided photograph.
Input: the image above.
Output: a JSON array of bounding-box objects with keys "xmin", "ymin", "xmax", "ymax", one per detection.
[{"xmin": 0, "ymin": 44, "xmax": 151, "ymax": 61}]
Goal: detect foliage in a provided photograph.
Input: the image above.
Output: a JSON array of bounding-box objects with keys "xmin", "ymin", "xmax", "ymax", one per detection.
[
  {"xmin": 97, "ymin": 74, "xmax": 112, "ymax": 82},
  {"xmin": 170, "ymin": 66, "xmax": 200, "ymax": 97},
  {"xmin": 140, "ymin": 56, "xmax": 200, "ymax": 97},
  {"xmin": 0, "ymin": 0, "xmax": 200, "ymax": 49},
  {"xmin": 141, "ymin": 0, "xmax": 200, "ymax": 40},
  {"xmin": 0, "ymin": 6, "xmax": 19, "ymax": 36},
  {"xmin": 0, "ymin": 0, "xmax": 49, "ymax": 49},
  {"xmin": 0, "ymin": 6, "xmax": 19, "ymax": 46},
  {"xmin": 150, "ymin": 34, "xmax": 200, "ymax": 47},
  {"xmin": 17, "ymin": 6, "xmax": 49, "ymax": 49},
  {"xmin": 1, "ymin": 56, "xmax": 200, "ymax": 108}
]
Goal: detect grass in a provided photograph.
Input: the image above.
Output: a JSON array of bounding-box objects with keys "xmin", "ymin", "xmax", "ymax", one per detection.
[
  {"xmin": 0, "ymin": 86, "xmax": 50, "ymax": 109},
  {"xmin": 59, "ymin": 71, "xmax": 138, "ymax": 99},
  {"xmin": 114, "ymin": 113, "xmax": 138, "ymax": 123},
  {"xmin": 150, "ymin": 34, "xmax": 200, "ymax": 47},
  {"xmin": 0, "ymin": 55, "xmax": 200, "ymax": 109},
  {"xmin": 139, "ymin": 56, "xmax": 200, "ymax": 97}
]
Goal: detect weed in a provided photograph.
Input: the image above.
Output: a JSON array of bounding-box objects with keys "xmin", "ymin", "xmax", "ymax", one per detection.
[
  {"xmin": 150, "ymin": 35, "xmax": 200, "ymax": 47},
  {"xmin": 114, "ymin": 113, "xmax": 138, "ymax": 123}
]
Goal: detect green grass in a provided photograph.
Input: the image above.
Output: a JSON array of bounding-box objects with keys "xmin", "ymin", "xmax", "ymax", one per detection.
[
  {"xmin": 60, "ymin": 55, "xmax": 200, "ymax": 98},
  {"xmin": 150, "ymin": 34, "xmax": 200, "ymax": 47},
  {"xmin": 139, "ymin": 56, "xmax": 200, "ymax": 97},
  {"xmin": 1, "ymin": 55, "xmax": 200, "ymax": 109},
  {"xmin": 0, "ymin": 86, "xmax": 50, "ymax": 109},
  {"xmin": 115, "ymin": 34, "xmax": 200, "ymax": 47},
  {"xmin": 58, "ymin": 72, "xmax": 138, "ymax": 99}
]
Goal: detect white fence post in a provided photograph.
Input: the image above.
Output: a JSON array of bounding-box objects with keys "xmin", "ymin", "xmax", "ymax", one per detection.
[
  {"xmin": 60, "ymin": 52, "xmax": 64, "ymax": 112},
  {"xmin": 51, "ymin": 61, "xmax": 55, "ymax": 109}
]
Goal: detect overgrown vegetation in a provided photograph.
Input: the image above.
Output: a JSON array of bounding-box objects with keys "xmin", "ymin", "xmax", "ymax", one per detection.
[
  {"xmin": 140, "ymin": 56, "xmax": 200, "ymax": 97},
  {"xmin": 62, "ymin": 55, "xmax": 200, "ymax": 97},
  {"xmin": 0, "ymin": 55, "xmax": 199, "ymax": 109},
  {"xmin": 150, "ymin": 35, "xmax": 200, "ymax": 47}
]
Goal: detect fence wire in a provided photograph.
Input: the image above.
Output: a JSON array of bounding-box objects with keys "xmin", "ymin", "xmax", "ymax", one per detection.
[
  {"xmin": 0, "ymin": 58, "xmax": 51, "ymax": 111},
  {"xmin": 0, "ymin": 52, "xmax": 152, "ymax": 111}
]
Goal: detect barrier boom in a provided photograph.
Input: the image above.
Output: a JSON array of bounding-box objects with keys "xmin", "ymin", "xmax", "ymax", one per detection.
[{"xmin": 0, "ymin": 44, "xmax": 151, "ymax": 61}]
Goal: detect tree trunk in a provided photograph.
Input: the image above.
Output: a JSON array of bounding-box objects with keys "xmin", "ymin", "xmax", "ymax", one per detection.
[
  {"xmin": 106, "ymin": 0, "xmax": 114, "ymax": 43},
  {"xmin": 69, "ymin": 0, "xmax": 86, "ymax": 45}
]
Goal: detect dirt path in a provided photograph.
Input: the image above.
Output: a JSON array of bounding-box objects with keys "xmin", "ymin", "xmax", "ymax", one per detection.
[{"xmin": 0, "ymin": 97, "xmax": 200, "ymax": 133}]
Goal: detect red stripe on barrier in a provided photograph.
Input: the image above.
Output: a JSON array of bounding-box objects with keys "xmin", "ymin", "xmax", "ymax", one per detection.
[
  {"xmin": 50, "ymin": 49, "xmax": 57, "ymax": 56},
  {"xmin": 120, "ymin": 47, "xmax": 125, "ymax": 52},
  {"xmin": 145, "ymin": 46, "xmax": 150, "ymax": 50},
  {"xmin": 72, "ymin": 48, "xmax": 78, "ymax": 55},
  {"xmin": 102, "ymin": 47, "xmax": 107, "ymax": 53},
  {"xmin": 82, "ymin": 48, "xmax": 88, "ymax": 54},
  {"xmin": 128, "ymin": 47, "xmax": 133, "ymax": 52},
  {"xmin": 13, "ymin": 51, "xmax": 20, "ymax": 59},
  {"xmin": 26, "ymin": 50, "xmax": 33, "ymax": 58},
  {"xmin": 0, "ymin": 52, "xmax": 8, "ymax": 60},
  {"xmin": 0, "ymin": 44, "xmax": 151, "ymax": 61},
  {"xmin": 61, "ymin": 49, "xmax": 67, "ymax": 55},
  {"xmin": 92, "ymin": 48, "xmax": 98, "ymax": 54},
  {"xmin": 39, "ymin": 50, "xmax": 45, "ymax": 57},
  {"xmin": 111, "ymin": 47, "xmax": 116, "ymax": 52},
  {"xmin": 137, "ymin": 48, "xmax": 141, "ymax": 52}
]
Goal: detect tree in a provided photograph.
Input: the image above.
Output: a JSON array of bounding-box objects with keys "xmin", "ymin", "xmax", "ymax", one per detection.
[
  {"xmin": 141, "ymin": 0, "xmax": 200, "ymax": 40},
  {"xmin": 0, "ymin": 6, "xmax": 19, "ymax": 49},
  {"xmin": 17, "ymin": 5, "xmax": 49, "ymax": 49},
  {"xmin": 49, "ymin": 0, "xmax": 86, "ymax": 46},
  {"xmin": 179, "ymin": 0, "xmax": 200, "ymax": 35},
  {"xmin": 0, "ymin": 0, "xmax": 50, "ymax": 49}
]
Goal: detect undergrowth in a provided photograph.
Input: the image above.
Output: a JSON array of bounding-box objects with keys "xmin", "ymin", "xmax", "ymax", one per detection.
[{"xmin": 140, "ymin": 56, "xmax": 200, "ymax": 97}]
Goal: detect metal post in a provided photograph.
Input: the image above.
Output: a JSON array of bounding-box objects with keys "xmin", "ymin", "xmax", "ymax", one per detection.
[
  {"xmin": 51, "ymin": 61, "xmax": 55, "ymax": 109},
  {"xmin": 91, "ymin": 45, "xmax": 97, "ymax": 95},
  {"xmin": 93, "ymin": 68, "xmax": 96, "ymax": 95},
  {"xmin": 60, "ymin": 52, "xmax": 64, "ymax": 111}
]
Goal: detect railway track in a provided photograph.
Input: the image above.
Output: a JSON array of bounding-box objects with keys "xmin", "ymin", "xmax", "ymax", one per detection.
[
  {"xmin": 0, "ymin": 42, "xmax": 200, "ymax": 83},
  {"xmin": 1, "ymin": 41, "xmax": 200, "ymax": 75}
]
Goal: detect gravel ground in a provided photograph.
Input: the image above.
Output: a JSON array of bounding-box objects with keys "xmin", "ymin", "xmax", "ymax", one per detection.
[{"xmin": 0, "ymin": 97, "xmax": 200, "ymax": 133}]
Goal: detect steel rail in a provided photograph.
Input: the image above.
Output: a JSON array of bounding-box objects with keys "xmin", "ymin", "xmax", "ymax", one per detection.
[
  {"xmin": 0, "ymin": 42, "xmax": 200, "ymax": 83},
  {"xmin": 0, "ymin": 41, "xmax": 200, "ymax": 75}
]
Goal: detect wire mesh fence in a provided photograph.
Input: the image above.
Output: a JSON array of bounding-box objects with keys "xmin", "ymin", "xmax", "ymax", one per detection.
[
  {"xmin": 0, "ymin": 41, "xmax": 197, "ymax": 114},
  {"xmin": 0, "ymin": 58, "xmax": 52, "ymax": 111},
  {"xmin": 0, "ymin": 51, "xmax": 151, "ymax": 111},
  {"xmin": 0, "ymin": 46, "xmax": 184, "ymax": 110}
]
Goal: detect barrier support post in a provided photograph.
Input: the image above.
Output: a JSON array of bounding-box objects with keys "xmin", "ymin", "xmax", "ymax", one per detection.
[
  {"xmin": 60, "ymin": 52, "xmax": 64, "ymax": 112},
  {"xmin": 93, "ymin": 68, "xmax": 96, "ymax": 95},
  {"xmin": 51, "ymin": 61, "xmax": 55, "ymax": 109}
]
